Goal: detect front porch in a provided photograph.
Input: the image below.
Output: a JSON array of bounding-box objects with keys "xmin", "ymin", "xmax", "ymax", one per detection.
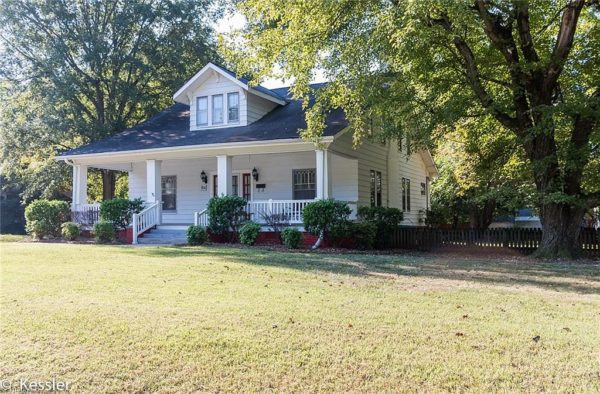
[{"xmin": 70, "ymin": 148, "xmax": 359, "ymax": 240}]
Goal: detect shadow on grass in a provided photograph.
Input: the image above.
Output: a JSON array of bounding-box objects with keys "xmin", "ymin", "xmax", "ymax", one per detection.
[{"xmin": 129, "ymin": 245, "xmax": 600, "ymax": 295}]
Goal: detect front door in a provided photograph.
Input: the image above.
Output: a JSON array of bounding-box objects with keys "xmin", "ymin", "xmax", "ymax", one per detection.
[{"xmin": 213, "ymin": 173, "xmax": 251, "ymax": 200}]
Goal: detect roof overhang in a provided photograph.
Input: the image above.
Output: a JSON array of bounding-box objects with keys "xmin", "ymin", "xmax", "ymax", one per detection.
[
  {"xmin": 419, "ymin": 149, "xmax": 439, "ymax": 178},
  {"xmin": 172, "ymin": 62, "xmax": 286, "ymax": 106},
  {"xmin": 55, "ymin": 137, "xmax": 333, "ymax": 165}
]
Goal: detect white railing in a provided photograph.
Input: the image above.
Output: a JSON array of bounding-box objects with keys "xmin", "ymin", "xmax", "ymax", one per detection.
[
  {"xmin": 246, "ymin": 199, "xmax": 314, "ymax": 224},
  {"xmin": 132, "ymin": 202, "xmax": 160, "ymax": 244},
  {"xmin": 71, "ymin": 203, "xmax": 101, "ymax": 226},
  {"xmin": 194, "ymin": 209, "xmax": 209, "ymax": 227}
]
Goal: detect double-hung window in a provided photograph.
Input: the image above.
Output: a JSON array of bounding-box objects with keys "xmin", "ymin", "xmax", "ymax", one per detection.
[
  {"xmin": 161, "ymin": 176, "xmax": 177, "ymax": 212},
  {"xmin": 402, "ymin": 177, "xmax": 411, "ymax": 211},
  {"xmin": 196, "ymin": 96, "xmax": 208, "ymax": 126},
  {"xmin": 293, "ymin": 169, "xmax": 316, "ymax": 200},
  {"xmin": 212, "ymin": 94, "xmax": 224, "ymax": 124},
  {"xmin": 370, "ymin": 170, "xmax": 382, "ymax": 207},
  {"xmin": 227, "ymin": 92, "xmax": 239, "ymax": 123}
]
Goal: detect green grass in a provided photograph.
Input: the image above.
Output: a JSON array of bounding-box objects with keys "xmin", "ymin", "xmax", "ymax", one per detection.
[{"xmin": 1, "ymin": 242, "xmax": 599, "ymax": 392}]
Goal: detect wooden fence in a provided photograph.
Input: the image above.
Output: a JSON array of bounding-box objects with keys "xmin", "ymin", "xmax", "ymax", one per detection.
[{"xmin": 388, "ymin": 227, "xmax": 600, "ymax": 257}]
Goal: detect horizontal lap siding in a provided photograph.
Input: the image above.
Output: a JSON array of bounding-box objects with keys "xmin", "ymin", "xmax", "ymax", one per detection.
[
  {"xmin": 396, "ymin": 148, "xmax": 430, "ymax": 225},
  {"xmin": 246, "ymin": 93, "xmax": 278, "ymax": 124},
  {"xmin": 189, "ymin": 74, "xmax": 246, "ymax": 129}
]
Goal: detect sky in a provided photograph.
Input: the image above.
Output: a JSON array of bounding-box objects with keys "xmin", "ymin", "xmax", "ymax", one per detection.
[{"xmin": 214, "ymin": 11, "xmax": 327, "ymax": 89}]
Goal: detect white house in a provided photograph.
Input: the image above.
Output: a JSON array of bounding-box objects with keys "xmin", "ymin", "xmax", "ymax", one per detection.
[{"xmin": 57, "ymin": 63, "xmax": 438, "ymax": 243}]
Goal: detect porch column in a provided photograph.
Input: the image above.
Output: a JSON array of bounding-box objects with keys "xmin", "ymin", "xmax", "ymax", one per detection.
[
  {"xmin": 315, "ymin": 150, "xmax": 331, "ymax": 199},
  {"xmin": 217, "ymin": 155, "xmax": 232, "ymax": 196},
  {"xmin": 146, "ymin": 159, "xmax": 162, "ymax": 224},
  {"xmin": 72, "ymin": 165, "xmax": 88, "ymax": 206}
]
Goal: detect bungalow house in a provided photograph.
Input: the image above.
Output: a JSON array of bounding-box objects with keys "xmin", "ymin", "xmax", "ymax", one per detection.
[{"xmin": 57, "ymin": 63, "xmax": 438, "ymax": 244}]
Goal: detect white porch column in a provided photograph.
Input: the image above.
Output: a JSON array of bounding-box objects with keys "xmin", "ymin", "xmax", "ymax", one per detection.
[
  {"xmin": 72, "ymin": 165, "xmax": 88, "ymax": 206},
  {"xmin": 146, "ymin": 159, "xmax": 162, "ymax": 224},
  {"xmin": 315, "ymin": 150, "xmax": 331, "ymax": 199},
  {"xmin": 217, "ymin": 155, "xmax": 232, "ymax": 196}
]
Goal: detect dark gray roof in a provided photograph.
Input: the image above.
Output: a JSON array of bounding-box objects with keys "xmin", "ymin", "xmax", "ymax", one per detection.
[
  {"xmin": 60, "ymin": 84, "xmax": 347, "ymax": 157},
  {"xmin": 212, "ymin": 63, "xmax": 287, "ymax": 103}
]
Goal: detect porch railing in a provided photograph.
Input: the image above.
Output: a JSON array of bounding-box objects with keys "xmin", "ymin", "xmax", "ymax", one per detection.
[
  {"xmin": 246, "ymin": 199, "xmax": 314, "ymax": 224},
  {"xmin": 71, "ymin": 203, "xmax": 101, "ymax": 226},
  {"xmin": 194, "ymin": 209, "xmax": 209, "ymax": 227},
  {"xmin": 132, "ymin": 202, "xmax": 160, "ymax": 244}
]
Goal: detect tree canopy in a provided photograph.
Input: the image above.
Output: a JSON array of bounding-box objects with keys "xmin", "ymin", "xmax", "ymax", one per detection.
[
  {"xmin": 0, "ymin": 0, "xmax": 220, "ymax": 201},
  {"xmin": 226, "ymin": 0, "xmax": 599, "ymax": 258}
]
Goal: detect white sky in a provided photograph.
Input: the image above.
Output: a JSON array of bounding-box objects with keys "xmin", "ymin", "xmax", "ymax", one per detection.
[{"xmin": 214, "ymin": 11, "xmax": 327, "ymax": 89}]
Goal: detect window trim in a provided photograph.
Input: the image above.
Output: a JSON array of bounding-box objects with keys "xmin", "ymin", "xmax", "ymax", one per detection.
[
  {"xmin": 370, "ymin": 170, "xmax": 383, "ymax": 207},
  {"xmin": 212, "ymin": 94, "xmax": 224, "ymax": 125},
  {"xmin": 227, "ymin": 92, "xmax": 240, "ymax": 123},
  {"xmin": 402, "ymin": 177, "xmax": 411, "ymax": 212},
  {"xmin": 196, "ymin": 96, "xmax": 208, "ymax": 126},
  {"xmin": 161, "ymin": 175, "xmax": 177, "ymax": 212}
]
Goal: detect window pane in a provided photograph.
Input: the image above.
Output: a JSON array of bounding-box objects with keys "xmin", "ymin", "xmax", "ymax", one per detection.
[
  {"xmin": 196, "ymin": 97, "xmax": 207, "ymax": 125},
  {"xmin": 161, "ymin": 176, "xmax": 177, "ymax": 211},
  {"xmin": 293, "ymin": 169, "xmax": 316, "ymax": 200},
  {"xmin": 376, "ymin": 171, "xmax": 382, "ymax": 207},
  {"xmin": 213, "ymin": 95, "xmax": 223, "ymax": 124},
  {"xmin": 228, "ymin": 92, "xmax": 239, "ymax": 122},
  {"xmin": 232, "ymin": 175, "xmax": 238, "ymax": 196},
  {"xmin": 370, "ymin": 170, "xmax": 376, "ymax": 207}
]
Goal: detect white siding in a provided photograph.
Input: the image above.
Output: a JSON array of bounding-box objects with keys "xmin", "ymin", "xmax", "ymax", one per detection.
[
  {"xmin": 330, "ymin": 131, "xmax": 431, "ymax": 225},
  {"xmin": 246, "ymin": 92, "xmax": 278, "ymax": 124}
]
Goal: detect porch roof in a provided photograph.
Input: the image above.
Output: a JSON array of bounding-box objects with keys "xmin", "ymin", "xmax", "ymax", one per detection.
[{"xmin": 58, "ymin": 84, "xmax": 347, "ymax": 158}]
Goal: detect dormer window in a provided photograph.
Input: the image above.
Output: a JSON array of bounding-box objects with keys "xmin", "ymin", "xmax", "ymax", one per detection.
[
  {"xmin": 212, "ymin": 94, "xmax": 224, "ymax": 124},
  {"xmin": 228, "ymin": 92, "xmax": 239, "ymax": 123},
  {"xmin": 196, "ymin": 96, "xmax": 208, "ymax": 126}
]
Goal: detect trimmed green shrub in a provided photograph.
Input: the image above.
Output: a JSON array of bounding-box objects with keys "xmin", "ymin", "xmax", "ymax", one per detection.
[
  {"xmin": 186, "ymin": 225, "xmax": 208, "ymax": 245},
  {"xmin": 93, "ymin": 221, "xmax": 116, "ymax": 243},
  {"xmin": 25, "ymin": 199, "xmax": 70, "ymax": 239},
  {"xmin": 239, "ymin": 221, "xmax": 261, "ymax": 245},
  {"xmin": 281, "ymin": 227, "xmax": 302, "ymax": 249},
  {"xmin": 357, "ymin": 206, "xmax": 403, "ymax": 248},
  {"xmin": 61, "ymin": 222, "xmax": 80, "ymax": 241},
  {"xmin": 99, "ymin": 198, "xmax": 144, "ymax": 230},
  {"xmin": 303, "ymin": 199, "xmax": 351, "ymax": 245},
  {"xmin": 350, "ymin": 222, "xmax": 377, "ymax": 250},
  {"xmin": 207, "ymin": 196, "xmax": 248, "ymax": 239}
]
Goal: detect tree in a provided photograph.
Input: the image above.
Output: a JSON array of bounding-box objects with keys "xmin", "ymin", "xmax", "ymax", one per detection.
[
  {"xmin": 0, "ymin": 0, "xmax": 219, "ymax": 201},
  {"xmin": 226, "ymin": 0, "xmax": 600, "ymax": 258}
]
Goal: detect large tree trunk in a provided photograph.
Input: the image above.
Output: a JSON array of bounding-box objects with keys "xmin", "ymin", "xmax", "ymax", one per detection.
[
  {"xmin": 536, "ymin": 202, "xmax": 585, "ymax": 259},
  {"xmin": 470, "ymin": 199, "xmax": 496, "ymax": 229},
  {"xmin": 101, "ymin": 169, "xmax": 115, "ymax": 201}
]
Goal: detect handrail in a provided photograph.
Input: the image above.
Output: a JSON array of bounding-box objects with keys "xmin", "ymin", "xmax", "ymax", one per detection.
[
  {"xmin": 132, "ymin": 202, "xmax": 160, "ymax": 244},
  {"xmin": 194, "ymin": 209, "xmax": 209, "ymax": 227}
]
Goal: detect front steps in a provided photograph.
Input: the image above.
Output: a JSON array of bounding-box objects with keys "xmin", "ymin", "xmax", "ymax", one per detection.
[{"xmin": 137, "ymin": 225, "xmax": 188, "ymax": 245}]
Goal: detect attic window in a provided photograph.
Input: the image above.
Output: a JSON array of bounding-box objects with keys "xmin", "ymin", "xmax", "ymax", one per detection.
[
  {"xmin": 228, "ymin": 92, "xmax": 239, "ymax": 123},
  {"xmin": 196, "ymin": 96, "xmax": 208, "ymax": 126},
  {"xmin": 212, "ymin": 94, "xmax": 224, "ymax": 124}
]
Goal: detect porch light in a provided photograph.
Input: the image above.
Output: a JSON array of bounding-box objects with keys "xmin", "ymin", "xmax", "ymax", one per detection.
[
  {"xmin": 252, "ymin": 167, "xmax": 259, "ymax": 182},
  {"xmin": 200, "ymin": 170, "xmax": 208, "ymax": 184}
]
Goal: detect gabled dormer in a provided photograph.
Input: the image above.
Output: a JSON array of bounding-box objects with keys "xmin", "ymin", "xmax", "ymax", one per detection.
[{"xmin": 173, "ymin": 63, "xmax": 286, "ymax": 131}]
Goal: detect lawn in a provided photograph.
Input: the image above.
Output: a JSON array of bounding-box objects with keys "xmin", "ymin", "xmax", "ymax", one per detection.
[{"xmin": 1, "ymin": 240, "xmax": 599, "ymax": 392}]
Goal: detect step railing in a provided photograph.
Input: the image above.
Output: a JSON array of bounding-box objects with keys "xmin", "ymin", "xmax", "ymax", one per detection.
[
  {"xmin": 132, "ymin": 202, "xmax": 160, "ymax": 244},
  {"xmin": 193, "ymin": 209, "xmax": 209, "ymax": 227},
  {"xmin": 246, "ymin": 199, "xmax": 314, "ymax": 224}
]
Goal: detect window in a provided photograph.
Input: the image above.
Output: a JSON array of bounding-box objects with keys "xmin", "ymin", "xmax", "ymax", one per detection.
[
  {"xmin": 370, "ymin": 170, "xmax": 382, "ymax": 207},
  {"xmin": 421, "ymin": 182, "xmax": 426, "ymax": 196},
  {"xmin": 213, "ymin": 174, "xmax": 245, "ymax": 197},
  {"xmin": 227, "ymin": 92, "xmax": 239, "ymax": 123},
  {"xmin": 242, "ymin": 173, "xmax": 251, "ymax": 200},
  {"xmin": 402, "ymin": 178, "xmax": 411, "ymax": 212},
  {"xmin": 293, "ymin": 169, "xmax": 316, "ymax": 200},
  {"xmin": 232, "ymin": 175, "xmax": 239, "ymax": 196},
  {"xmin": 196, "ymin": 96, "xmax": 208, "ymax": 125},
  {"xmin": 212, "ymin": 94, "xmax": 223, "ymax": 124},
  {"xmin": 161, "ymin": 176, "xmax": 177, "ymax": 211},
  {"xmin": 425, "ymin": 177, "xmax": 430, "ymax": 210}
]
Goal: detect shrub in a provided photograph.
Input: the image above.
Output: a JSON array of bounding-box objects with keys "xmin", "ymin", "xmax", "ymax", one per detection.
[
  {"xmin": 350, "ymin": 222, "xmax": 377, "ymax": 250},
  {"xmin": 186, "ymin": 225, "xmax": 208, "ymax": 246},
  {"xmin": 357, "ymin": 206, "xmax": 403, "ymax": 248},
  {"xmin": 281, "ymin": 227, "xmax": 302, "ymax": 249},
  {"xmin": 61, "ymin": 222, "xmax": 80, "ymax": 241},
  {"xmin": 239, "ymin": 221, "xmax": 261, "ymax": 245},
  {"xmin": 25, "ymin": 199, "xmax": 70, "ymax": 239},
  {"xmin": 93, "ymin": 221, "xmax": 116, "ymax": 243},
  {"xmin": 303, "ymin": 199, "xmax": 351, "ymax": 246},
  {"xmin": 99, "ymin": 198, "xmax": 144, "ymax": 230},
  {"xmin": 207, "ymin": 196, "xmax": 248, "ymax": 239},
  {"xmin": 261, "ymin": 212, "xmax": 290, "ymax": 242}
]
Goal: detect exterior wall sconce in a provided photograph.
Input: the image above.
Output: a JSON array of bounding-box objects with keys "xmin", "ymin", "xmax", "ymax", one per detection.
[
  {"xmin": 252, "ymin": 167, "xmax": 259, "ymax": 182},
  {"xmin": 200, "ymin": 170, "xmax": 208, "ymax": 184}
]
